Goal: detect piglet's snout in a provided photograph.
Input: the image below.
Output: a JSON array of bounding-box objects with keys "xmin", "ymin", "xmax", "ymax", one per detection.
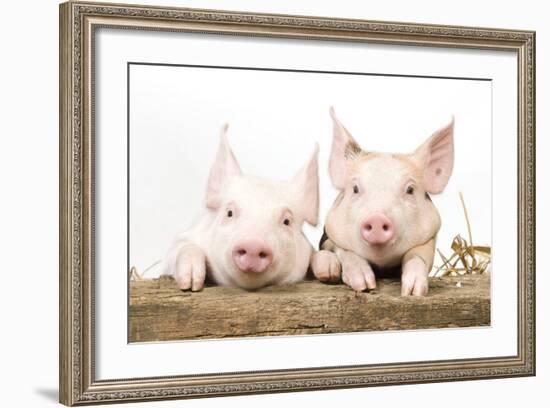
[
  {"xmin": 232, "ymin": 239, "xmax": 273, "ymax": 273},
  {"xmin": 361, "ymin": 212, "xmax": 395, "ymax": 245}
]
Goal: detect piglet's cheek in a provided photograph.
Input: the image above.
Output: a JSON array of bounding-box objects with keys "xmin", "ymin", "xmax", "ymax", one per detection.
[{"xmin": 273, "ymin": 236, "xmax": 296, "ymax": 268}]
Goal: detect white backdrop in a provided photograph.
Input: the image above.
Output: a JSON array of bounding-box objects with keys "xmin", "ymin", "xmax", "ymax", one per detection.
[
  {"xmin": 0, "ymin": 0, "xmax": 547, "ymax": 407},
  {"xmin": 129, "ymin": 62, "xmax": 492, "ymax": 277}
]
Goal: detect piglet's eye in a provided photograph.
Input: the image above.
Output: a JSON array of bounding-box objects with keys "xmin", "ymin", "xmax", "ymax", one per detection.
[
  {"xmin": 227, "ymin": 210, "xmax": 233, "ymax": 217},
  {"xmin": 283, "ymin": 218, "xmax": 290, "ymax": 226},
  {"xmin": 406, "ymin": 186, "xmax": 415, "ymax": 195},
  {"xmin": 353, "ymin": 185, "xmax": 359, "ymax": 194}
]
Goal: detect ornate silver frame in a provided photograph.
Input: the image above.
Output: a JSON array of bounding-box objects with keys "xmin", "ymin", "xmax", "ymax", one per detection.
[{"xmin": 59, "ymin": 1, "xmax": 536, "ymax": 405}]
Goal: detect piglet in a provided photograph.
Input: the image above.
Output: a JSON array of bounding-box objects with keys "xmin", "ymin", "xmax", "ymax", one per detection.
[
  {"xmin": 312, "ymin": 107, "xmax": 454, "ymax": 296},
  {"xmin": 163, "ymin": 125, "xmax": 319, "ymax": 290}
]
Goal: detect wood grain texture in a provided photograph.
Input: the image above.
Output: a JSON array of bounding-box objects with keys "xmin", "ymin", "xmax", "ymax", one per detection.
[{"xmin": 129, "ymin": 274, "xmax": 490, "ymax": 342}]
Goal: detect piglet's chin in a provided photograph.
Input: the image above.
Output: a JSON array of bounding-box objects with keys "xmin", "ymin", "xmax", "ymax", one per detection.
[
  {"xmin": 362, "ymin": 236, "xmax": 397, "ymax": 250},
  {"xmin": 357, "ymin": 238, "xmax": 402, "ymax": 268},
  {"xmin": 229, "ymin": 267, "xmax": 277, "ymax": 290}
]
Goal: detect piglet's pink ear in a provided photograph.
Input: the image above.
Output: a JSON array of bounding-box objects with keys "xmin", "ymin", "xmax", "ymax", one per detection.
[
  {"xmin": 292, "ymin": 144, "xmax": 320, "ymax": 226},
  {"xmin": 329, "ymin": 107, "xmax": 362, "ymax": 190},
  {"xmin": 413, "ymin": 117, "xmax": 455, "ymax": 194},
  {"xmin": 205, "ymin": 124, "xmax": 242, "ymax": 209}
]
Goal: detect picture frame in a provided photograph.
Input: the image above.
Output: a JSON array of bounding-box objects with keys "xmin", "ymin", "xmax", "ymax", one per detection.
[{"xmin": 59, "ymin": 1, "xmax": 536, "ymax": 405}]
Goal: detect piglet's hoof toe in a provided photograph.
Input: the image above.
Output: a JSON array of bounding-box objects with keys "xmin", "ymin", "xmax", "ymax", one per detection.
[
  {"xmin": 340, "ymin": 253, "xmax": 376, "ymax": 292},
  {"xmin": 311, "ymin": 250, "xmax": 341, "ymax": 283},
  {"xmin": 401, "ymin": 257, "xmax": 429, "ymax": 297},
  {"xmin": 175, "ymin": 248, "xmax": 207, "ymax": 292}
]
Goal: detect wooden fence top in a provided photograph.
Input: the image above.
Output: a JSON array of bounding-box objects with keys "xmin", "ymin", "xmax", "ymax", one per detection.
[{"xmin": 129, "ymin": 274, "xmax": 490, "ymax": 342}]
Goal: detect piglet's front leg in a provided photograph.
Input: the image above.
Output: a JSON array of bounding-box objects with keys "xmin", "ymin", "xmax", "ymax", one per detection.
[
  {"xmin": 311, "ymin": 250, "xmax": 341, "ymax": 283},
  {"xmin": 311, "ymin": 235, "xmax": 341, "ymax": 283},
  {"xmin": 401, "ymin": 238, "xmax": 436, "ymax": 296},
  {"xmin": 174, "ymin": 244, "xmax": 207, "ymax": 292},
  {"xmin": 337, "ymin": 248, "xmax": 377, "ymax": 292},
  {"xmin": 312, "ymin": 236, "xmax": 375, "ymax": 291}
]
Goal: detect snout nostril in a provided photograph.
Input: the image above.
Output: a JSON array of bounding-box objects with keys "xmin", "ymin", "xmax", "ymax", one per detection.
[
  {"xmin": 233, "ymin": 240, "xmax": 273, "ymax": 273},
  {"xmin": 361, "ymin": 214, "xmax": 394, "ymax": 245}
]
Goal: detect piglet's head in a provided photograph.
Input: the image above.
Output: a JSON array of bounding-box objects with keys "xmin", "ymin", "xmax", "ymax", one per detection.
[
  {"xmin": 325, "ymin": 107, "xmax": 454, "ymax": 267},
  {"xmin": 205, "ymin": 125, "xmax": 319, "ymax": 289}
]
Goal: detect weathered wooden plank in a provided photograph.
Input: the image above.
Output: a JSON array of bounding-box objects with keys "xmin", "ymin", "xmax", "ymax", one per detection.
[{"xmin": 129, "ymin": 274, "xmax": 490, "ymax": 342}]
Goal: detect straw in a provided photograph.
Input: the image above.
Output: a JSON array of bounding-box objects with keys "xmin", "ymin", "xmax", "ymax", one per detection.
[
  {"xmin": 129, "ymin": 259, "xmax": 162, "ymax": 281},
  {"xmin": 430, "ymin": 192, "xmax": 491, "ymax": 278}
]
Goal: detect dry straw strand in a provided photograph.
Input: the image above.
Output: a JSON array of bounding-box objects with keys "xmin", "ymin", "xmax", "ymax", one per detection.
[
  {"xmin": 129, "ymin": 259, "xmax": 162, "ymax": 281},
  {"xmin": 431, "ymin": 192, "xmax": 491, "ymax": 278}
]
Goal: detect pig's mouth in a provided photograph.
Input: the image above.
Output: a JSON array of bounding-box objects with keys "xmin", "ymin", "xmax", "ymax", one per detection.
[
  {"xmin": 357, "ymin": 223, "xmax": 399, "ymax": 264},
  {"xmin": 227, "ymin": 258, "xmax": 280, "ymax": 290},
  {"xmin": 357, "ymin": 230, "xmax": 404, "ymax": 267},
  {"xmin": 363, "ymin": 239, "xmax": 397, "ymax": 254}
]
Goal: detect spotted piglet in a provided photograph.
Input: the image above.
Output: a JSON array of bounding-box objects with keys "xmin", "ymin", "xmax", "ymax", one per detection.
[{"xmin": 312, "ymin": 107, "xmax": 454, "ymax": 296}]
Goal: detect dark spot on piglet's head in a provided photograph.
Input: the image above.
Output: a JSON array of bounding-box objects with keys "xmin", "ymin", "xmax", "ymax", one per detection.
[{"xmin": 344, "ymin": 141, "xmax": 362, "ymax": 159}]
